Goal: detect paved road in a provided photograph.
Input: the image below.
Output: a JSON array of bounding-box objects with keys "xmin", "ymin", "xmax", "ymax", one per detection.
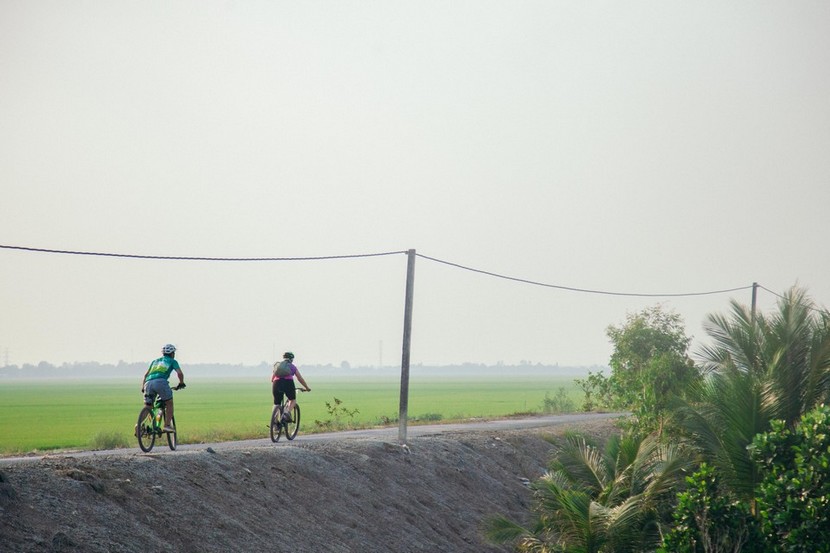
[{"xmin": 0, "ymin": 411, "xmax": 625, "ymax": 465}]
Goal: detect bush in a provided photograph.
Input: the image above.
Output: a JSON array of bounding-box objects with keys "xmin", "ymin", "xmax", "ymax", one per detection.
[
  {"xmin": 658, "ymin": 464, "xmax": 763, "ymax": 553},
  {"xmin": 314, "ymin": 397, "xmax": 359, "ymax": 431},
  {"xmin": 751, "ymin": 404, "xmax": 830, "ymax": 553},
  {"xmin": 541, "ymin": 387, "xmax": 575, "ymax": 413},
  {"xmin": 90, "ymin": 431, "xmax": 130, "ymax": 450},
  {"xmin": 376, "ymin": 415, "xmax": 398, "ymax": 425},
  {"xmin": 414, "ymin": 413, "xmax": 443, "ymax": 422},
  {"xmin": 574, "ymin": 370, "xmax": 615, "ymax": 411}
]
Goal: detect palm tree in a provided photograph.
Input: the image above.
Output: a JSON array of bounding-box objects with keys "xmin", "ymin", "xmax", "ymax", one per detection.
[
  {"xmin": 763, "ymin": 288, "xmax": 830, "ymax": 423},
  {"xmin": 674, "ymin": 285, "xmax": 830, "ymax": 501},
  {"xmin": 485, "ymin": 432, "xmax": 694, "ymax": 552}
]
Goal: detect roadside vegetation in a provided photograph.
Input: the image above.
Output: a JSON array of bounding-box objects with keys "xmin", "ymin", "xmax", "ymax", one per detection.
[{"xmin": 486, "ymin": 285, "xmax": 830, "ymax": 552}]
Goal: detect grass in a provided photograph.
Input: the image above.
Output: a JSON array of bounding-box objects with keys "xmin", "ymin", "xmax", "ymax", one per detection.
[{"xmin": 0, "ymin": 375, "xmax": 583, "ymax": 455}]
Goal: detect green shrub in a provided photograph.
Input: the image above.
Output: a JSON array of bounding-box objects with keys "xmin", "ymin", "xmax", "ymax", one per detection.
[
  {"xmin": 574, "ymin": 370, "xmax": 615, "ymax": 411},
  {"xmin": 414, "ymin": 413, "xmax": 443, "ymax": 422},
  {"xmin": 314, "ymin": 397, "xmax": 359, "ymax": 430},
  {"xmin": 89, "ymin": 431, "xmax": 130, "ymax": 450},
  {"xmin": 751, "ymin": 404, "xmax": 830, "ymax": 553},
  {"xmin": 541, "ymin": 387, "xmax": 575, "ymax": 413},
  {"xmin": 658, "ymin": 464, "xmax": 763, "ymax": 553}
]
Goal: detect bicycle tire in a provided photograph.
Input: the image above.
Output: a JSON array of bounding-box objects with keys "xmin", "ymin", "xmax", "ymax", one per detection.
[
  {"xmin": 166, "ymin": 415, "xmax": 177, "ymax": 450},
  {"xmin": 285, "ymin": 404, "xmax": 300, "ymax": 440},
  {"xmin": 137, "ymin": 407, "xmax": 156, "ymax": 453},
  {"xmin": 270, "ymin": 408, "xmax": 283, "ymax": 443}
]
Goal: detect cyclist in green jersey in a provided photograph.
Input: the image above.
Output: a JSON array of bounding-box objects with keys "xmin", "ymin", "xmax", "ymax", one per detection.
[{"xmin": 142, "ymin": 344, "xmax": 185, "ymax": 432}]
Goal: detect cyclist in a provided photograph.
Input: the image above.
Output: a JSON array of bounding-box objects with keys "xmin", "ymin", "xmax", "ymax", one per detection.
[
  {"xmin": 272, "ymin": 351, "xmax": 310, "ymax": 423},
  {"xmin": 142, "ymin": 343, "xmax": 185, "ymax": 432}
]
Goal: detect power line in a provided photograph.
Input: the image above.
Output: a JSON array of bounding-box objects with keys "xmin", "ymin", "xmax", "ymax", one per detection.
[
  {"xmin": 757, "ymin": 284, "xmax": 828, "ymax": 315},
  {"xmin": 0, "ymin": 244, "xmax": 407, "ymax": 262},
  {"xmin": 416, "ymin": 253, "xmax": 754, "ymax": 298},
  {"xmin": 0, "ymin": 242, "xmax": 755, "ymax": 298},
  {"xmin": 757, "ymin": 285, "xmax": 788, "ymax": 302}
]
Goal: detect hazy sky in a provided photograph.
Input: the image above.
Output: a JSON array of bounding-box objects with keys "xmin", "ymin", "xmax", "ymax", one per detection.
[{"xmin": 2, "ymin": 1, "xmax": 829, "ymax": 369}]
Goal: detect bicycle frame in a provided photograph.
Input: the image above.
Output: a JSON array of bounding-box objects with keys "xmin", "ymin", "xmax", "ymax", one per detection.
[
  {"xmin": 137, "ymin": 396, "xmax": 177, "ymax": 453},
  {"xmin": 150, "ymin": 399, "xmax": 166, "ymax": 431},
  {"xmin": 270, "ymin": 390, "xmax": 305, "ymax": 443}
]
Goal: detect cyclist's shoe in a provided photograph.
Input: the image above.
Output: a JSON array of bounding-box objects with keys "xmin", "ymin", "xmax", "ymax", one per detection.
[
  {"xmin": 282, "ymin": 414, "xmax": 293, "ymax": 423},
  {"xmin": 134, "ymin": 424, "xmax": 138, "ymax": 437},
  {"xmin": 163, "ymin": 425, "xmax": 175, "ymax": 433}
]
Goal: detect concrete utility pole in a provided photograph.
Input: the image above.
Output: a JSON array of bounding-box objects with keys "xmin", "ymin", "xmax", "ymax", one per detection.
[
  {"xmin": 398, "ymin": 249, "xmax": 416, "ymax": 445},
  {"xmin": 751, "ymin": 282, "xmax": 758, "ymax": 323}
]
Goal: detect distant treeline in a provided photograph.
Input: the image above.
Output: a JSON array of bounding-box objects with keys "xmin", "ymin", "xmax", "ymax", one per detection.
[{"xmin": 0, "ymin": 360, "xmax": 604, "ymax": 380}]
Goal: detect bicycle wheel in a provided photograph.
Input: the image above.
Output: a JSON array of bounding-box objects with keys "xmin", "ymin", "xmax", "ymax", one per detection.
[
  {"xmin": 166, "ymin": 415, "xmax": 177, "ymax": 450},
  {"xmin": 137, "ymin": 407, "xmax": 156, "ymax": 453},
  {"xmin": 285, "ymin": 404, "xmax": 300, "ymax": 440},
  {"xmin": 270, "ymin": 407, "xmax": 283, "ymax": 443}
]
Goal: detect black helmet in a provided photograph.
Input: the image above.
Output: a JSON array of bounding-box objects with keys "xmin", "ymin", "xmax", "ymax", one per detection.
[{"xmin": 283, "ymin": 351, "xmax": 295, "ymax": 360}]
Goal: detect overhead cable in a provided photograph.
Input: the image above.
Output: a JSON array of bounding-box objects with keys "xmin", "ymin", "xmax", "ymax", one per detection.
[
  {"xmin": 0, "ymin": 244, "xmax": 407, "ymax": 262},
  {"xmin": 1, "ymin": 243, "xmax": 755, "ymax": 298},
  {"xmin": 757, "ymin": 284, "xmax": 828, "ymax": 314},
  {"xmin": 416, "ymin": 253, "xmax": 754, "ymax": 298}
]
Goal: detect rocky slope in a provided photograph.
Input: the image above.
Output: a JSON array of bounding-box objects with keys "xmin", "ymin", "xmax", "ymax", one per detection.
[{"xmin": 0, "ymin": 418, "xmax": 617, "ymax": 553}]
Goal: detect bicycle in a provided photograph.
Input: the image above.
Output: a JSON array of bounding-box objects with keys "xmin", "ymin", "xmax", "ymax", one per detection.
[
  {"xmin": 136, "ymin": 383, "xmax": 186, "ymax": 452},
  {"xmin": 270, "ymin": 389, "xmax": 307, "ymax": 442}
]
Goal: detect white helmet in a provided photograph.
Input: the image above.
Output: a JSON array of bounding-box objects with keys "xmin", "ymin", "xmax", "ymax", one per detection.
[{"xmin": 162, "ymin": 344, "xmax": 177, "ymax": 355}]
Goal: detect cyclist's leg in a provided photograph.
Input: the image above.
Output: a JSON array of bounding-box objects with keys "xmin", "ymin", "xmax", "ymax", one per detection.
[
  {"xmin": 282, "ymin": 380, "xmax": 297, "ymax": 421},
  {"xmin": 273, "ymin": 380, "xmax": 286, "ymax": 418},
  {"xmin": 139, "ymin": 387, "xmax": 155, "ymax": 436},
  {"xmin": 164, "ymin": 398, "xmax": 174, "ymax": 428},
  {"xmin": 147, "ymin": 379, "xmax": 174, "ymax": 429},
  {"xmin": 143, "ymin": 384, "xmax": 158, "ymax": 408}
]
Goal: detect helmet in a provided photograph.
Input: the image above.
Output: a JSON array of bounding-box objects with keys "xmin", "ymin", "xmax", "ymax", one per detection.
[
  {"xmin": 162, "ymin": 344, "xmax": 177, "ymax": 355},
  {"xmin": 283, "ymin": 351, "xmax": 294, "ymax": 360}
]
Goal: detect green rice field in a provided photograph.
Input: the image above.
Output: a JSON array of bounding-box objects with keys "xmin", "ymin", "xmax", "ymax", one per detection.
[{"xmin": 0, "ymin": 375, "xmax": 582, "ymax": 455}]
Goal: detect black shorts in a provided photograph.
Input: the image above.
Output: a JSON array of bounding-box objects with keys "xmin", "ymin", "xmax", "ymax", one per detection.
[{"xmin": 272, "ymin": 379, "xmax": 296, "ymax": 405}]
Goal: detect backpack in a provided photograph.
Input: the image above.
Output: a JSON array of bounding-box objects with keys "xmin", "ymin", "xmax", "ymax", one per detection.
[{"xmin": 274, "ymin": 360, "xmax": 292, "ymax": 377}]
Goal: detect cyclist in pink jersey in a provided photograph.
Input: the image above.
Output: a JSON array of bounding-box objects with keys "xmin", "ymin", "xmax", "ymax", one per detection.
[{"xmin": 272, "ymin": 351, "xmax": 310, "ymax": 422}]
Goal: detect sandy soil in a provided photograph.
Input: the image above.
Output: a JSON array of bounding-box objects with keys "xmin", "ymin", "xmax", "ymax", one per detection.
[{"xmin": 0, "ymin": 418, "xmax": 618, "ymax": 553}]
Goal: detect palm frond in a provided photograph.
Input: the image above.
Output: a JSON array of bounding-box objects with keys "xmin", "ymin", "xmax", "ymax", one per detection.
[
  {"xmin": 698, "ymin": 300, "xmax": 765, "ymax": 377},
  {"xmin": 484, "ymin": 514, "xmax": 532, "ymax": 544},
  {"xmin": 604, "ymin": 495, "xmax": 650, "ymax": 552},
  {"xmin": 646, "ymin": 440, "xmax": 697, "ymax": 498},
  {"xmin": 551, "ymin": 434, "xmax": 611, "ymax": 497},
  {"xmin": 764, "ymin": 287, "xmax": 830, "ymax": 426}
]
